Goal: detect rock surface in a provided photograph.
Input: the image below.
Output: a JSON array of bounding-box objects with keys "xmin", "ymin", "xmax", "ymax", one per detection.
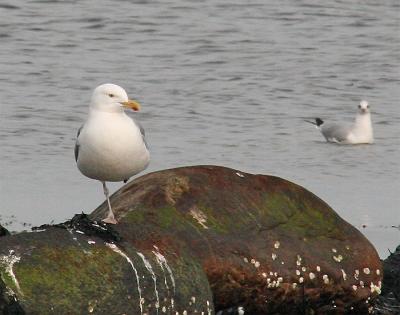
[
  {"xmin": 0, "ymin": 165, "xmax": 383, "ymax": 314},
  {"xmin": 373, "ymin": 245, "xmax": 400, "ymax": 314},
  {"xmin": 91, "ymin": 165, "xmax": 382, "ymax": 314},
  {"xmin": 0, "ymin": 214, "xmax": 214, "ymax": 314},
  {"xmin": 0, "ymin": 225, "xmax": 9, "ymax": 237}
]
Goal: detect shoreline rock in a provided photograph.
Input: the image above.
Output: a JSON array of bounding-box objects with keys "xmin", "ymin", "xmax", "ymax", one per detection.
[
  {"xmin": 91, "ymin": 165, "xmax": 382, "ymax": 314},
  {"xmin": 1, "ymin": 166, "xmax": 384, "ymax": 314}
]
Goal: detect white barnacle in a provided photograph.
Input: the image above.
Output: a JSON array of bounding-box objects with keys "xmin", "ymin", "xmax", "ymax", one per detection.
[
  {"xmin": 309, "ymin": 272, "xmax": 315, "ymax": 280},
  {"xmin": 301, "ymin": 266, "xmax": 307, "ymax": 272},
  {"xmin": 332, "ymin": 248, "xmax": 337, "ymax": 253},
  {"xmin": 251, "ymin": 258, "xmax": 256, "ymax": 264},
  {"xmin": 262, "ymin": 272, "xmax": 267, "ymax": 278},
  {"xmin": 292, "ymin": 283, "xmax": 297, "ymax": 289},
  {"xmin": 274, "ymin": 241, "xmax": 280, "ymax": 249},
  {"xmin": 354, "ymin": 269, "xmax": 360, "ymax": 280},
  {"xmin": 323, "ymin": 274, "xmax": 329, "ymax": 284},
  {"xmin": 360, "ymin": 281, "xmax": 364, "ymax": 288},
  {"xmin": 352, "ymin": 285, "xmax": 358, "ymax": 291},
  {"xmin": 296, "ymin": 270, "xmax": 301, "ymax": 276},
  {"xmin": 299, "ymin": 277, "xmax": 304, "ymax": 283},
  {"xmin": 271, "ymin": 253, "xmax": 277, "ymax": 261},
  {"xmin": 363, "ymin": 267, "xmax": 370, "ymax": 275},
  {"xmin": 254, "ymin": 261, "xmax": 260, "ymax": 268},
  {"xmin": 277, "ymin": 277, "xmax": 283, "ymax": 283},
  {"xmin": 316, "ymin": 266, "xmax": 321, "ymax": 272},
  {"xmin": 341, "ymin": 269, "xmax": 347, "ymax": 281},
  {"xmin": 370, "ymin": 282, "xmax": 381, "ymax": 295},
  {"xmin": 237, "ymin": 306, "xmax": 245, "ymax": 315},
  {"xmin": 274, "ymin": 272, "xmax": 278, "ymax": 277},
  {"xmin": 333, "ymin": 255, "xmax": 343, "ymax": 262},
  {"xmin": 191, "ymin": 296, "xmax": 196, "ymax": 304},
  {"xmin": 243, "ymin": 257, "xmax": 249, "ymax": 263},
  {"xmin": 376, "ymin": 269, "xmax": 380, "ymax": 276}
]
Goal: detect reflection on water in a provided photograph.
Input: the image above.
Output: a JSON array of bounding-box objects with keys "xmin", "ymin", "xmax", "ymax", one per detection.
[{"xmin": 0, "ymin": 0, "xmax": 399, "ymax": 257}]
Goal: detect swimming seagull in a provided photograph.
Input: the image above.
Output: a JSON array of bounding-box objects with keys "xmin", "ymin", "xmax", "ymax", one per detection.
[
  {"xmin": 306, "ymin": 100, "xmax": 374, "ymax": 144},
  {"xmin": 75, "ymin": 83, "xmax": 150, "ymax": 224}
]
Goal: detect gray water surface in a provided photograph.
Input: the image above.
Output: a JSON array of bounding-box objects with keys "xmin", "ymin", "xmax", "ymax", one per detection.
[{"xmin": 0, "ymin": 0, "xmax": 399, "ymax": 258}]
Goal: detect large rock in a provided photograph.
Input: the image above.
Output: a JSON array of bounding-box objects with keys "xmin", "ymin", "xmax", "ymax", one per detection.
[
  {"xmin": 0, "ymin": 215, "xmax": 214, "ymax": 314},
  {"xmin": 0, "ymin": 166, "xmax": 382, "ymax": 314},
  {"xmin": 90, "ymin": 165, "xmax": 382, "ymax": 314}
]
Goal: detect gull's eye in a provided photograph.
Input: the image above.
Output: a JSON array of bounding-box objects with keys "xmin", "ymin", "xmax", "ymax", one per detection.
[
  {"xmin": 109, "ymin": 93, "xmax": 114, "ymax": 98},
  {"xmin": 358, "ymin": 105, "xmax": 361, "ymax": 108},
  {"xmin": 366, "ymin": 105, "xmax": 369, "ymax": 108}
]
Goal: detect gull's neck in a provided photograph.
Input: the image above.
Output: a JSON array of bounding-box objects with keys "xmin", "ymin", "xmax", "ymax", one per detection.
[{"xmin": 89, "ymin": 105, "xmax": 124, "ymax": 115}]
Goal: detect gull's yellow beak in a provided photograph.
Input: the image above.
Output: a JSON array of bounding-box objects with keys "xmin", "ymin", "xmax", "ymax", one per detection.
[{"xmin": 120, "ymin": 99, "xmax": 141, "ymax": 111}]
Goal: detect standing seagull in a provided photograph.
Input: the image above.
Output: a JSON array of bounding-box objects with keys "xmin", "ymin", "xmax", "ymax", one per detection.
[
  {"xmin": 306, "ymin": 100, "xmax": 374, "ymax": 144},
  {"xmin": 75, "ymin": 83, "xmax": 150, "ymax": 224}
]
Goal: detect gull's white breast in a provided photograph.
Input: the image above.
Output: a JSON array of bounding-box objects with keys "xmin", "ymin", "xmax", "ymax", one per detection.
[{"xmin": 77, "ymin": 110, "xmax": 150, "ymax": 182}]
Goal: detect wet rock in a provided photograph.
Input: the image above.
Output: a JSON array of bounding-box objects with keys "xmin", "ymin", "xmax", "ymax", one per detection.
[
  {"xmin": 373, "ymin": 245, "xmax": 400, "ymax": 314},
  {"xmin": 33, "ymin": 212, "xmax": 122, "ymax": 242},
  {"xmin": 382, "ymin": 245, "xmax": 400, "ymax": 299},
  {"xmin": 90, "ymin": 165, "xmax": 382, "ymax": 314},
  {"xmin": 0, "ymin": 218, "xmax": 214, "ymax": 314}
]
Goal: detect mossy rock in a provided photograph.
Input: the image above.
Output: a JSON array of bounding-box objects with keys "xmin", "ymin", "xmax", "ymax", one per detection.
[
  {"xmin": 91, "ymin": 165, "xmax": 382, "ymax": 314},
  {"xmin": 0, "ymin": 226, "xmax": 213, "ymax": 314}
]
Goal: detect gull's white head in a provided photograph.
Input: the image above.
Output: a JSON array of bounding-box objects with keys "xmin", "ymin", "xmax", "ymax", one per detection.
[
  {"xmin": 90, "ymin": 83, "xmax": 140, "ymax": 112},
  {"xmin": 358, "ymin": 100, "xmax": 370, "ymax": 115}
]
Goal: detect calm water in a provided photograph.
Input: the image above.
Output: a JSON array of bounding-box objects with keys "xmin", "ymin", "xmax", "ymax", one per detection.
[{"xmin": 0, "ymin": 0, "xmax": 399, "ymax": 258}]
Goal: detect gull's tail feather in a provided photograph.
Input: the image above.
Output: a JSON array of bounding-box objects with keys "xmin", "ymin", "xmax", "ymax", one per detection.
[{"xmin": 304, "ymin": 118, "xmax": 324, "ymax": 127}]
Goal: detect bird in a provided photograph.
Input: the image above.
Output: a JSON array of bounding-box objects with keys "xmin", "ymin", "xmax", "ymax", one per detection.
[
  {"xmin": 306, "ymin": 100, "xmax": 374, "ymax": 144},
  {"xmin": 75, "ymin": 83, "xmax": 150, "ymax": 224}
]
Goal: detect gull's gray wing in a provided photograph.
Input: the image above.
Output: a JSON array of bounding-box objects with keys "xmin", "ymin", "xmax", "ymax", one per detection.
[
  {"xmin": 134, "ymin": 119, "xmax": 148, "ymax": 149},
  {"xmin": 321, "ymin": 123, "xmax": 351, "ymax": 143},
  {"xmin": 74, "ymin": 125, "xmax": 83, "ymax": 162}
]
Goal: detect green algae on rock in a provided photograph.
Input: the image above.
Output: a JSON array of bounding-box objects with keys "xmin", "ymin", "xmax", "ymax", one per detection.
[{"xmin": 0, "ymin": 225, "xmax": 213, "ymax": 314}]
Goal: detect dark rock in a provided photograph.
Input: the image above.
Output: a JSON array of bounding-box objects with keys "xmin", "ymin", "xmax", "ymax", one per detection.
[
  {"xmin": 0, "ymin": 224, "xmax": 10, "ymax": 237},
  {"xmin": 89, "ymin": 165, "xmax": 382, "ymax": 314},
  {"xmin": 373, "ymin": 245, "xmax": 400, "ymax": 314},
  {"xmin": 33, "ymin": 212, "xmax": 122, "ymax": 242},
  {"xmin": 382, "ymin": 245, "xmax": 400, "ymax": 299}
]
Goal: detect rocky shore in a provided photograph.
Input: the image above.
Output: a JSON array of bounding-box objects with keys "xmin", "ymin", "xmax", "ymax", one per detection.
[{"xmin": 0, "ymin": 166, "xmax": 393, "ymax": 314}]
